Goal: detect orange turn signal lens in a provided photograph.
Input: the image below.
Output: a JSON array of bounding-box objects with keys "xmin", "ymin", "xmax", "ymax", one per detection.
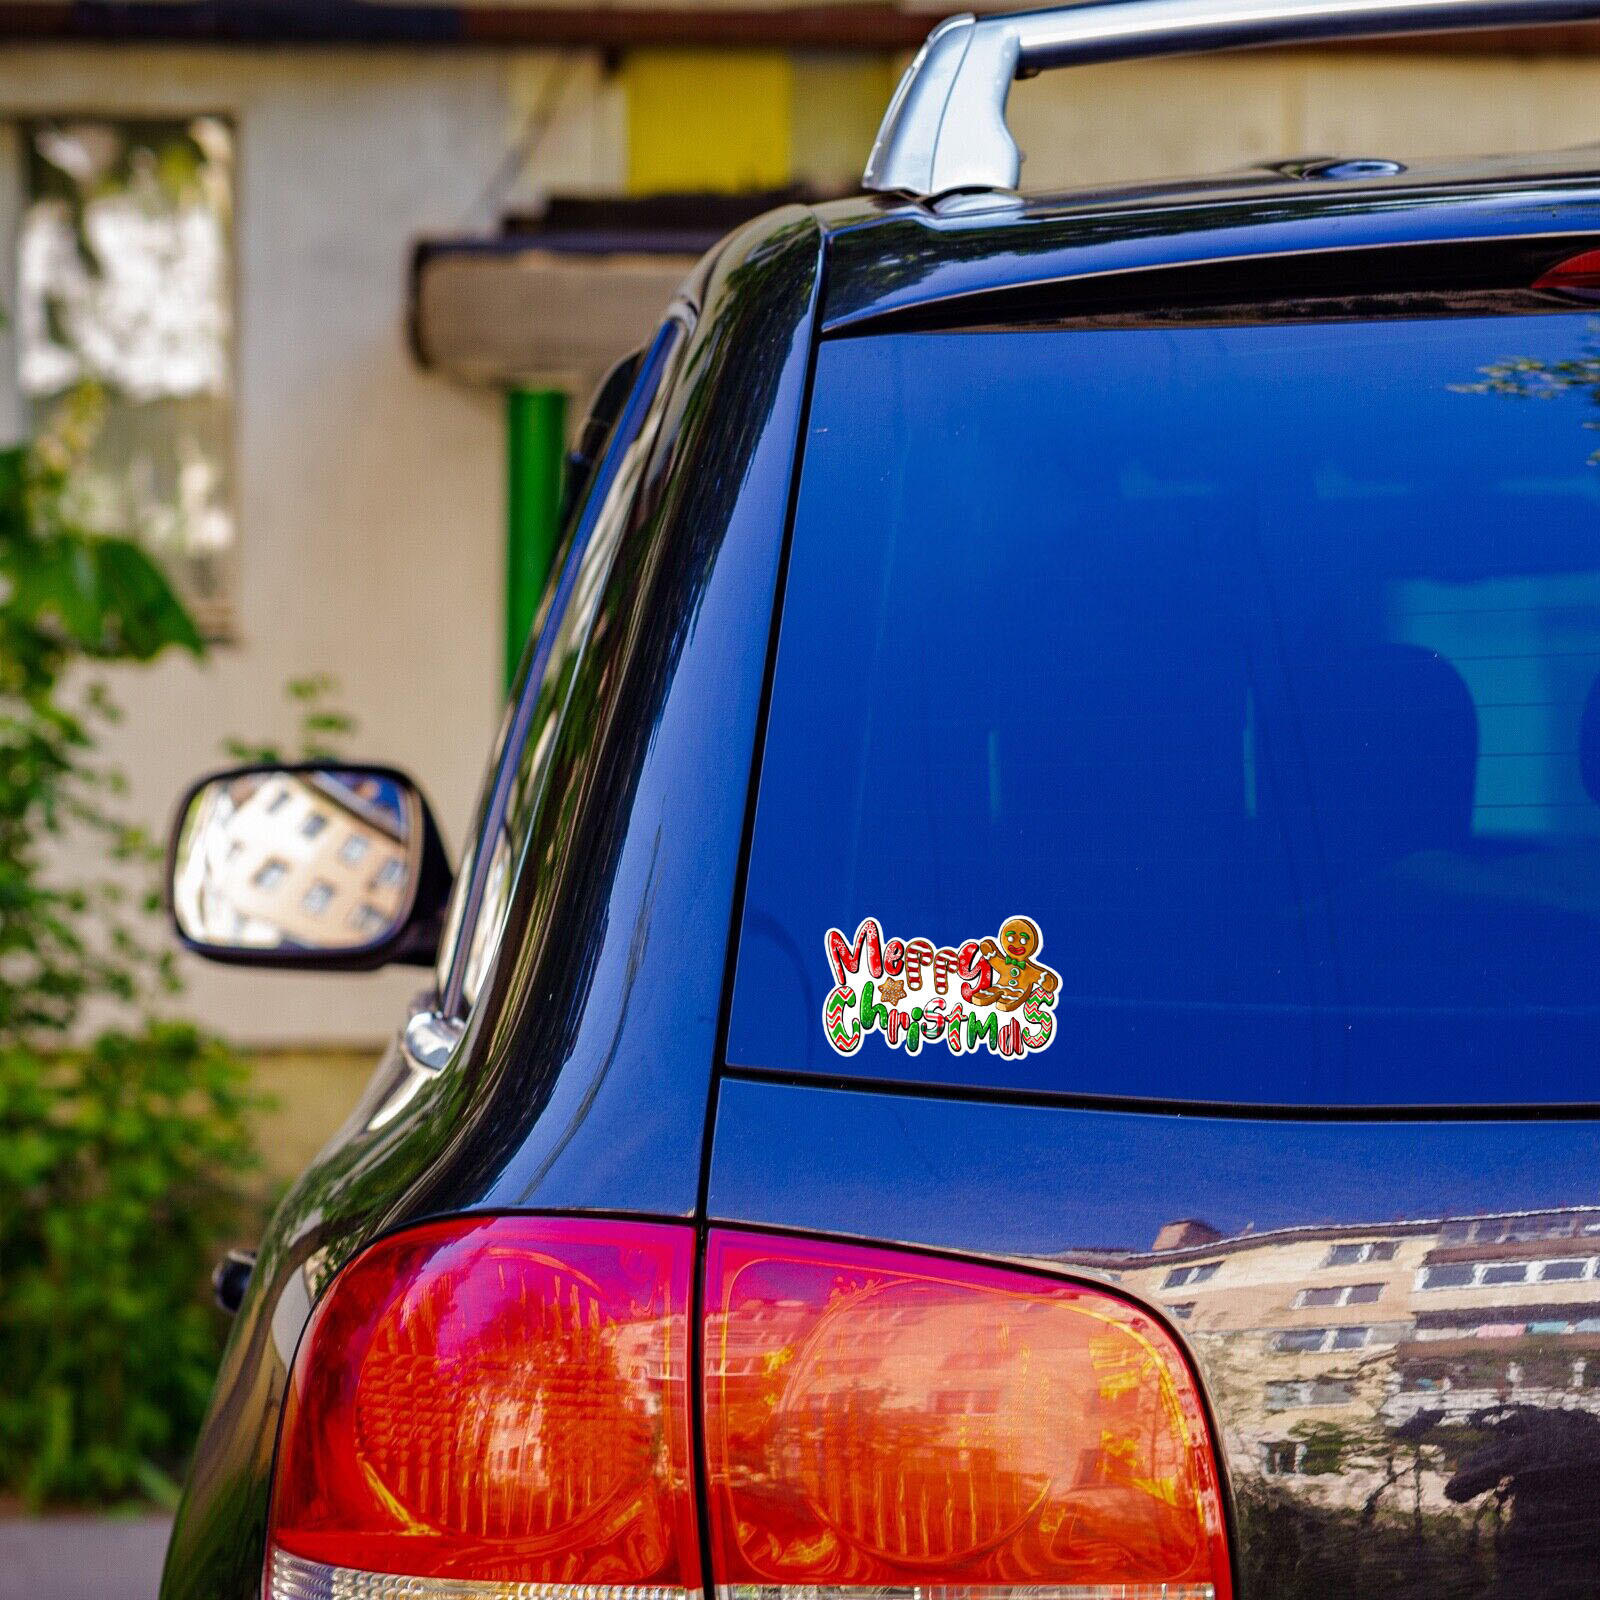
[
  {"xmin": 267, "ymin": 1217, "xmax": 699, "ymax": 1593},
  {"xmin": 703, "ymin": 1231, "xmax": 1231, "ymax": 1600}
]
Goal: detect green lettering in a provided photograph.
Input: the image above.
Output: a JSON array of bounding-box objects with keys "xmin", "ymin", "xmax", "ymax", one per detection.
[
  {"xmin": 860, "ymin": 980, "xmax": 890, "ymax": 1036},
  {"xmin": 965, "ymin": 1011, "xmax": 1000, "ymax": 1052}
]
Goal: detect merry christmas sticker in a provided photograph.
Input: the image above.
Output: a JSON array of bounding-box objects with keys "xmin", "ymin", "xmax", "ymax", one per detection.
[{"xmin": 822, "ymin": 915, "xmax": 1060, "ymax": 1059}]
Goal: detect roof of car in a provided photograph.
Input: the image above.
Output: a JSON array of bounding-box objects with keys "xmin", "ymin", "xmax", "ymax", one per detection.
[{"xmin": 809, "ymin": 144, "xmax": 1600, "ymax": 330}]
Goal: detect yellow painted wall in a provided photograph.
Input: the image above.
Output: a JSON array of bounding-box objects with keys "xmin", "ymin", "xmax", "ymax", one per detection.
[
  {"xmin": 248, "ymin": 1046, "xmax": 381, "ymax": 1182},
  {"xmin": 622, "ymin": 49, "xmax": 792, "ymax": 193},
  {"xmin": 621, "ymin": 48, "xmax": 896, "ymax": 195}
]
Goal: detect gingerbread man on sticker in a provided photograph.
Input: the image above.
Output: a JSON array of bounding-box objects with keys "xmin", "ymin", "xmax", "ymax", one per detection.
[{"xmin": 969, "ymin": 915, "xmax": 1060, "ymax": 1013}]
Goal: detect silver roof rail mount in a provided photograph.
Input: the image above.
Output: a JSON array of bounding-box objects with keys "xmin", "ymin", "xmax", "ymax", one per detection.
[{"xmin": 863, "ymin": 0, "xmax": 1600, "ymax": 199}]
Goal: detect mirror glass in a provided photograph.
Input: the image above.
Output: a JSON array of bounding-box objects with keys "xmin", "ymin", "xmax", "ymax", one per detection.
[{"xmin": 171, "ymin": 768, "xmax": 422, "ymax": 954}]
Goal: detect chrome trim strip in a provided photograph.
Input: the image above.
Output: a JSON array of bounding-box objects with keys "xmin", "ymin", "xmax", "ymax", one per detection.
[{"xmin": 400, "ymin": 1006, "xmax": 466, "ymax": 1073}]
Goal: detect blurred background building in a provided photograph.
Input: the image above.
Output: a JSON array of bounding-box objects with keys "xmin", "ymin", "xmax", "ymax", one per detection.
[{"xmin": 2, "ymin": 0, "xmax": 1597, "ymax": 1174}]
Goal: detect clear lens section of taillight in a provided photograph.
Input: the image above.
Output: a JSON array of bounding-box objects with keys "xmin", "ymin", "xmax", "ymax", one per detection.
[
  {"xmin": 267, "ymin": 1549, "xmax": 695, "ymax": 1599},
  {"xmin": 266, "ymin": 1217, "xmax": 700, "ymax": 1594},
  {"xmin": 703, "ymin": 1232, "xmax": 1232, "ymax": 1600}
]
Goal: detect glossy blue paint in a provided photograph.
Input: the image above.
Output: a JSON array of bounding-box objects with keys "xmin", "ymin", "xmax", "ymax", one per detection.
[
  {"xmin": 709, "ymin": 1075, "xmax": 1600, "ymax": 1257},
  {"xmin": 710, "ymin": 1074, "xmax": 1600, "ymax": 1597},
  {"xmin": 820, "ymin": 178, "xmax": 1600, "ymax": 330}
]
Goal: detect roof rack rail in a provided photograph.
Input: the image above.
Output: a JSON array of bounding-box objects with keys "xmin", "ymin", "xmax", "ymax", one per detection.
[{"xmin": 863, "ymin": 0, "xmax": 1600, "ymax": 199}]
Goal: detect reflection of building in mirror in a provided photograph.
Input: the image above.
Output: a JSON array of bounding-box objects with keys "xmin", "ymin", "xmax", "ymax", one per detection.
[{"xmin": 177, "ymin": 772, "xmax": 413, "ymax": 949}]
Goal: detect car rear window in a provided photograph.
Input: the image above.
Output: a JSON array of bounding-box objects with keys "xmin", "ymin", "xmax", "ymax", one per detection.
[{"xmin": 728, "ymin": 310, "xmax": 1600, "ymax": 1105}]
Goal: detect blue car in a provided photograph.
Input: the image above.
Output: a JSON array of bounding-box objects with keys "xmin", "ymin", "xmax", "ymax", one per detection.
[{"xmin": 163, "ymin": 2, "xmax": 1600, "ymax": 1596}]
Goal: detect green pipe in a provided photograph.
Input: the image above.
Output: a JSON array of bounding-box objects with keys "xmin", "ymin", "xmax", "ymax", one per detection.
[{"xmin": 505, "ymin": 387, "xmax": 568, "ymax": 688}]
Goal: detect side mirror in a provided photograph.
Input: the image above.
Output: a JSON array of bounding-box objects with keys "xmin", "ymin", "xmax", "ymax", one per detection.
[{"xmin": 166, "ymin": 763, "xmax": 452, "ymax": 970}]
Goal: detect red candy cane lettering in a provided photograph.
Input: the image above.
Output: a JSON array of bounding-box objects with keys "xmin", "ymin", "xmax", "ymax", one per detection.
[
  {"xmin": 825, "ymin": 918, "xmax": 885, "ymax": 989},
  {"xmin": 956, "ymin": 940, "xmax": 993, "ymax": 1001},
  {"xmin": 904, "ymin": 937, "xmax": 934, "ymax": 991}
]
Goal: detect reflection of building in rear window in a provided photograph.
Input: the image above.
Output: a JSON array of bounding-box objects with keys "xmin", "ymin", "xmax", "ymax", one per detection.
[
  {"xmin": 1266, "ymin": 1379, "xmax": 1355, "ymax": 1409},
  {"xmin": 251, "ymin": 858, "xmax": 287, "ymax": 891},
  {"xmin": 1420, "ymin": 1256, "xmax": 1598, "ymax": 1289},
  {"xmin": 1330, "ymin": 1327, "xmax": 1372, "ymax": 1351},
  {"xmin": 301, "ymin": 879, "xmax": 334, "ymax": 916},
  {"xmin": 299, "ymin": 812, "xmax": 328, "ymax": 840},
  {"xmin": 1275, "ymin": 1329, "xmax": 1326, "ymax": 1352},
  {"xmin": 1441, "ymin": 1213, "xmax": 1595, "ymax": 1245},
  {"xmin": 1542, "ymin": 1259, "xmax": 1588, "ymax": 1281},
  {"xmin": 1275, "ymin": 1326, "xmax": 1374, "ymax": 1353},
  {"xmin": 1299, "ymin": 1280, "xmax": 1376, "ymax": 1305},
  {"xmin": 1292, "ymin": 1280, "xmax": 1382, "ymax": 1305},
  {"xmin": 1296, "ymin": 1283, "xmax": 1383, "ymax": 1309},
  {"xmin": 1326, "ymin": 1241, "xmax": 1398, "ymax": 1266},
  {"xmin": 338, "ymin": 833, "xmax": 369, "ymax": 866},
  {"xmin": 370, "ymin": 857, "xmax": 405, "ymax": 891},
  {"xmin": 18, "ymin": 117, "xmax": 235, "ymax": 636},
  {"xmin": 1162, "ymin": 1262, "xmax": 1221, "ymax": 1289},
  {"xmin": 1483, "ymin": 1263, "xmax": 1530, "ymax": 1286}
]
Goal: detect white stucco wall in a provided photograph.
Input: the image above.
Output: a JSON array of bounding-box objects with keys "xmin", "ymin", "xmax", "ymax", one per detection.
[
  {"xmin": 0, "ymin": 47, "xmax": 558, "ymax": 1045},
  {"xmin": 1008, "ymin": 49, "xmax": 1600, "ymax": 189}
]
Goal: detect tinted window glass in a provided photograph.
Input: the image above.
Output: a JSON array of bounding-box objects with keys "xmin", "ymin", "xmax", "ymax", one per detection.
[{"xmin": 730, "ymin": 313, "xmax": 1600, "ymax": 1104}]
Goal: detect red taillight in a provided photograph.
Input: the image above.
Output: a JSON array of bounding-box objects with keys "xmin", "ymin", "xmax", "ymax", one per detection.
[
  {"xmin": 704, "ymin": 1231, "xmax": 1231, "ymax": 1600},
  {"xmin": 265, "ymin": 1220, "xmax": 1230, "ymax": 1600},
  {"xmin": 1536, "ymin": 248, "xmax": 1600, "ymax": 298},
  {"xmin": 266, "ymin": 1217, "xmax": 699, "ymax": 1598}
]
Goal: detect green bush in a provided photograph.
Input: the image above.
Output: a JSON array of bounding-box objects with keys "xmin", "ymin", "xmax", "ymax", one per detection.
[
  {"xmin": 0, "ymin": 1027, "xmax": 259, "ymax": 1505},
  {"xmin": 0, "ymin": 400, "xmax": 263, "ymax": 1508}
]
